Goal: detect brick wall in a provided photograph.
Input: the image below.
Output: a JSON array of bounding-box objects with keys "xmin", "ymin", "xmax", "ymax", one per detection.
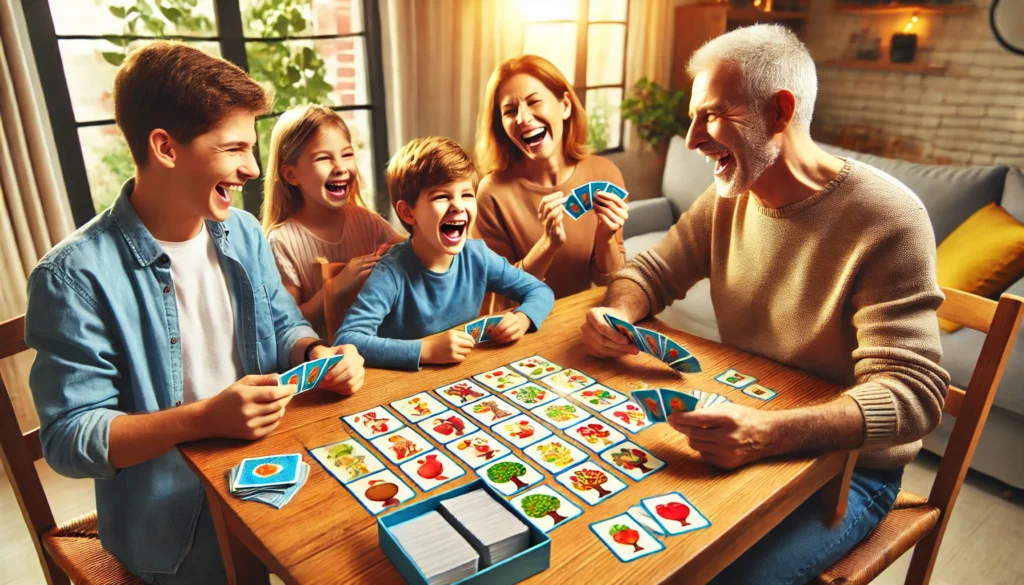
[
  {"xmin": 805, "ymin": 0, "xmax": 1024, "ymax": 168},
  {"xmin": 316, "ymin": 0, "xmax": 357, "ymax": 106}
]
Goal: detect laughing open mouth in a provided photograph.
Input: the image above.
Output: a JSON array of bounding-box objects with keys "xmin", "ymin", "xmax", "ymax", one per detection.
[
  {"xmin": 440, "ymin": 219, "xmax": 467, "ymax": 245},
  {"xmin": 705, "ymin": 151, "xmax": 733, "ymax": 175},
  {"xmin": 325, "ymin": 180, "xmax": 349, "ymax": 198},
  {"xmin": 522, "ymin": 127, "xmax": 547, "ymax": 147},
  {"xmin": 216, "ymin": 183, "xmax": 242, "ymax": 204}
]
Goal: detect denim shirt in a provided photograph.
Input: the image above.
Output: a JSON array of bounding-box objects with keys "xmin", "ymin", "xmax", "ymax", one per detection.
[{"xmin": 24, "ymin": 181, "xmax": 317, "ymax": 576}]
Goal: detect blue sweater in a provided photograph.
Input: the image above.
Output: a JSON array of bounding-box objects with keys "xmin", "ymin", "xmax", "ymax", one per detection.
[{"xmin": 335, "ymin": 239, "xmax": 555, "ymax": 369}]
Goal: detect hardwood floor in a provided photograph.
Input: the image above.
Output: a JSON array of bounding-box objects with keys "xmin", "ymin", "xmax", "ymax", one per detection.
[{"xmin": 2, "ymin": 452, "xmax": 1020, "ymax": 584}]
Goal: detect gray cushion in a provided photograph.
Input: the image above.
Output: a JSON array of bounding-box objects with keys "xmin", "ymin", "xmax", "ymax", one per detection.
[
  {"xmin": 1000, "ymin": 168, "xmax": 1024, "ymax": 224},
  {"xmin": 624, "ymin": 230, "xmax": 669, "ymax": 261},
  {"xmin": 661, "ymin": 135, "xmax": 714, "ymax": 219},
  {"xmin": 624, "ymin": 198, "xmax": 675, "ymax": 240},
  {"xmin": 819, "ymin": 143, "xmax": 1008, "ymax": 243}
]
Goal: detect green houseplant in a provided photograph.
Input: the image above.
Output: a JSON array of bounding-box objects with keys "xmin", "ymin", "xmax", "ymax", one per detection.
[{"xmin": 620, "ymin": 77, "xmax": 689, "ymax": 151}]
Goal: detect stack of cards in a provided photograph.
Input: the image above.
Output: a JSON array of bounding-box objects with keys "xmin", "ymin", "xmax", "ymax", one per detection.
[
  {"xmin": 602, "ymin": 314, "xmax": 702, "ymax": 374},
  {"xmin": 438, "ymin": 489, "xmax": 531, "ymax": 568},
  {"xmin": 279, "ymin": 354, "xmax": 345, "ymax": 394},
  {"xmin": 464, "ymin": 315, "xmax": 504, "ymax": 344},
  {"xmin": 563, "ymin": 181, "xmax": 629, "ymax": 220},
  {"xmin": 390, "ymin": 511, "xmax": 480, "ymax": 585},
  {"xmin": 226, "ymin": 454, "xmax": 309, "ymax": 509}
]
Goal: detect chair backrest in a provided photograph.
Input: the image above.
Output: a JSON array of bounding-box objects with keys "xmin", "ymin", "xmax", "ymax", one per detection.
[
  {"xmin": 0, "ymin": 315, "xmax": 64, "ymax": 584},
  {"xmin": 316, "ymin": 259, "xmax": 366, "ymax": 339}
]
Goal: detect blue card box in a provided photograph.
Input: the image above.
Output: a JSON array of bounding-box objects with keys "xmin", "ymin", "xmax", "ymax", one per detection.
[{"xmin": 378, "ymin": 479, "xmax": 551, "ymax": 585}]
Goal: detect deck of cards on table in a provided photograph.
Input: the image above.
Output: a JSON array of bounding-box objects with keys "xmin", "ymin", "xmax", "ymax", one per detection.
[
  {"xmin": 389, "ymin": 510, "xmax": 480, "ymax": 585},
  {"xmin": 438, "ymin": 488, "xmax": 531, "ymax": 566},
  {"xmin": 226, "ymin": 454, "xmax": 309, "ymax": 509},
  {"xmin": 279, "ymin": 354, "xmax": 345, "ymax": 394},
  {"xmin": 563, "ymin": 181, "xmax": 628, "ymax": 220}
]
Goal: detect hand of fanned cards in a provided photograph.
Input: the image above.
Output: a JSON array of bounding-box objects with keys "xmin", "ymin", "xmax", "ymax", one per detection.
[
  {"xmin": 226, "ymin": 454, "xmax": 310, "ymax": 509},
  {"xmin": 602, "ymin": 315, "xmax": 703, "ymax": 374},
  {"xmin": 630, "ymin": 388, "xmax": 728, "ymax": 422},
  {"xmin": 563, "ymin": 181, "xmax": 628, "ymax": 220},
  {"xmin": 279, "ymin": 354, "xmax": 346, "ymax": 394}
]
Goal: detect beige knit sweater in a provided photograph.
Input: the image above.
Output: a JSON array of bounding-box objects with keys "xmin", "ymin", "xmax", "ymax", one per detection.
[{"xmin": 616, "ymin": 160, "xmax": 950, "ymax": 469}]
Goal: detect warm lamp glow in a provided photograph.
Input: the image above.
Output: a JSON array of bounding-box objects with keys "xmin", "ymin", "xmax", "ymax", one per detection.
[{"xmin": 903, "ymin": 15, "xmax": 919, "ymax": 34}]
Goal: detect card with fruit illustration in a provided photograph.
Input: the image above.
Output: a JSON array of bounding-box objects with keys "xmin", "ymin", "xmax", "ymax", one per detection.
[
  {"xmin": 308, "ymin": 439, "xmax": 385, "ymax": 485},
  {"xmin": 462, "ymin": 396, "xmax": 519, "ymax": 426},
  {"xmin": 531, "ymin": 397, "xmax": 592, "ymax": 430},
  {"xmin": 660, "ymin": 389, "xmax": 698, "ymax": 415},
  {"xmin": 505, "ymin": 383, "xmax": 558, "ymax": 409},
  {"xmin": 434, "ymin": 379, "xmax": 489, "ymax": 406},
  {"xmin": 476, "ymin": 454, "xmax": 543, "ymax": 496},
  {"xmin": 743, "ymin": 383, "xmax": 777, "ymax": 401},
  {"xmin": 490, "ymin": 414, "xmax": 553, "ymax": 449},
  {"xmin": 510, "ymin": 484, "xmax": 583, "ymax": 533},
  {"xmin": 631, "ymin": 389, "xmax": 666, "ymax": 423},
  {"xmin": 398, "ymin": 451, "xmax": 465, "ymax": 492},
  {"xmin": 554, "ymin": 461, "xmax": 627, "ymax": 506},
  {"xmin": 345, "ymin": 469, "xmax": 416, "ymax": 516},
  {"xmin": 641, "ymin": 492, "xmax": 711, "ymax": 536},
  {"xmin": 446, "ymin": 429, "xmax": 510, "ymax": 469},
  {"xmin": 563, "ymin": 419, "xmax": 626, "ymax": 453},
  {"xmin": 369, "ymin": 427, "xmax": 434, "ymax": 464},
  {"xmin": 589, "ymin": 514, "xmax": 664, "ymax": 562},
  {"xmin": 473, "ymin": 367, "xmax": 528, "ymax": 392},
  {"xmin": 600, "ymin": 442, "xmax": 665, "ymax": 481},
  {"xmin": 569, "ymin": 384, "xmax": 629, "ymax": 412},
  {"xmin": 601, "ymin": 402, "xmax": 653, "ymax": 433},
  {"xmin": 389, "ymin": 392, "xmax": 447, "ymax": 424},
  {"xmin": 538, "ymin": 368, "xmax": 596, "ymax": 394},
  {"xmin": 417, "ymin": 411, "xmax": 479, "ymax": 444},
  {"xmin": 508, "ymin": 355, "xmax": 564, "ymax": 378},
  {"xmin": 714, "ymin": 368, "xmax": 757, "ymax": 389},
  {"xmin": 522, "ymin": 438, "xmax": 589, "ymax": 474},
  {"xmin": 343, "ymin": 406, "xmax": 404, "ymax": 440}
]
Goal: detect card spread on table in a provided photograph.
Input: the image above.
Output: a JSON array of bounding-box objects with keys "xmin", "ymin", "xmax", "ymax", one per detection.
[
  {"xmin": 228, "ymin": 458, "xmax": 309, "ymax": 509},
  {"xmin": 462, "ymin": 396, "xmax": 519, "ymax": 426},
  {"xmin": 627, "ymin": 505, "xmax": 667, "ymax": 539},
  {"xmin": 390, "ymin": 392, "xmax": 448, "ymax": 424},
  {"xmin": 447, "ymin": 430, "xmax": 511, "ymax": 469},
  {"xmin": 600, "ymin": 442, "xmax": 665, "ymax": 481},
  {"xmin": 743, "ymin": 383, "xmax": 777, "ymax": 401},
  {"xmin": 715, "ymin": 368, "xmax": 758, "ymax": 389},
  {"xmin": 563, "ymin": 419, "xmax": 627, "ymax": 453},
  {"xmin": 369, "ymin": 427, "xmax": 434, "ymax": 464},
  {"xmin": 390, "ymin": 510, "xmax": 480, "ymax": 584},
  {"xmin": 507, "ymin": 355, "xmax": 563, "ymax": 378},
  {"xmin": 476, "ymin": 454, "xmax": 543, "ymax": 496},
  {"xmin": 522, "ymin": 438, "xmax": 589, "ymax": 474},
  {"xmin": 418, "ymin": 411, "xmax": 479, "ymax": 444},
  {"xmin": 438, "ymin": 488, "xmax": 531, "ymax": 567},
  {"xmin": 602, "ymin": 402, "xmax": 654, "ymax": 433},
  {"xmin": 641, "ymin": 492, "xmax": 711, "ymax": 536},
  {"xmin": 434, "ymin": 379, "xmax": 489, "ymax": 406},
  {"xmin": 569, "ymin": 384, "xmax": 629, "ymax": 411},
  {"xmin": 398, "ymin": 451, "xmax": 466, "ymax": 492},
  {"xmin": 489, "ymin": 414, "xmax": 553, "ymax": 449},
  {"xmin": 308, "ymin": 439, "xmax": 385, "ymax": 485},
  {"xmin": 531, "ymin": 397, "xmax": 592, "ymax": 430},
  {"xmin": 563, "ymin": 181, "xmax": 629, "ymax": 221},
  {"xmin": 344, "ymin": 406, "xmax": 404, "ymax": 439},
  {"xmin": 537, "ymin": 368, "xmax": 596, "ymax": 394},
  {"xmin": 590, "ymin": 514, "xmax": 665, "ymax": 563},
  {"xmin": 473, "ymin": 367, "xmax": 528, "ymax": 392},
  {"xmin": 504, "ymin": 382, "xmax": 558, "ymax": 409},
  {"xmin": 345, "ymin": 469, "xmax": 415, "ymax": 515},
  {"xmin": 509, "ymin": 484, "xmax": 583, "ymax": 533},
  {"xmin": 555, "ymin": 460, "xmax": 627, "ymax": 506}
]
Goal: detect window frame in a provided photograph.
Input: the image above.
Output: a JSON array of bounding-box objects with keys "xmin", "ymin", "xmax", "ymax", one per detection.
[{"xmin": 22, "ymin": 0, "xmax": 390, "ymax": 227}]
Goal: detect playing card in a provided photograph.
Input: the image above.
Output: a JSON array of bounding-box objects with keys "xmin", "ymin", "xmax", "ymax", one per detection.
[
  {"xmin": 299, "ymin": 357, "xmax": 329, "ymax": 393},
  {"xmin": 434, "ymin": 379, "xmax": 488, "ymax": 406},
  {"xmin": 660, "ymin": 338, "xmax": 689, "ymax": 364},
  {"xmin": 563, "ymin": 419, "xmax": 627, "ymax": 453},
  {"xmin": 531, "ymin": 397, "xmax": 591, "ymax": 430},
  {"xmin": 590, "ymin": 181, "xmax": 610, "ymax": 197},
  {"xmin": 465, "ymin": 317, "xmax": 487, "ymax": 343},
  {"xmin": 555, "ymin": 460, "xmax": 627, "ymax": 505},
  {"xmin": 479, "ymin": 315, "xmax": 504, "ymax": 343},
  {"xmin": 417, "ymin": 411, "xmax": 479, "ymax": 444},
  {"xmin": 635, "ymin": 327, "xmax": 664, "ymax": 359},
  {"xmin": 641, "ymin": 492, "xmax": 711, "ymax": 536},
  {"xmin": 572, "ymin": 183, "xmax": 593, "ymax": 212},
  {"xmin": 369, "ymin": 427, "xmax": 434, "ymax": 464},
  {"xmin": 390, "ymin": 392, "xmax": 447, "ymax": 424},
  {"xmin": 489, "ymin": 414, "xmax": 553, "ymax": 449},
  {"xmin": 660, "ymin": 389, "xmax": 698, "ymax": 415},
  {"xmin": 537, "ymin": 368, "xmax": 596, "ymax": 394},
  {"xmin": 504, "ymin": 383, "xmax": 558, "ymax": 408},
  {"xmin": 563, "ymin": 192, "xmax": 587, "ymax": 220},
  {"xmin": 510, "ymin": 485, "xmax": 583, "ymax": 533},
  {"xmin": 343, "ymin": 406, "xmax": 404, "ymax": 439},
  {"xmin": 714, "ymin": 368, "xmax": 757, "ymax": 389},
  {"xmin": 602, "ymin": 403, "xmax": 653, "ymax": 433},
  {"xmin": 522, "ymin": 438, "xmax": 589, "ymax": 474},
  {"xmin": 438, "ymin": 489, "xmax": 530, "ymax": 568},
  {"xmin": 631, "ymin": 389, "xmax": 666, "ymax": 423},
  {"xmin": 308, "ymin": 439, "xmax": 385, "ymax": 485},
  {"xmin": 569, "ymin": 384, "xmax": 629, "ymax": 411},
  {"xmin": 743, "ymin": 383, "xmax": 777, "ymax": 401},
  {"xmin": 398, "ymin": 451, "xmax": 465, "ymax": 492},
  {"xmin": 462, "ymin": 396, "xmax": 519, "ymax": 426},
  {"xmin": 279, "ymin": 363, "xmax": 305, "ymax": 391},
  {"xmin": 477, "ymin": 454, "xmax": 543, "ymax": 496},
  {"xmin": 627, "ymin": 505, "xmax": 666, "ymax": 538},
  {"xmin": 473, "ymin": 367, "xmax": 528, "ymax": 392},
  {"xmin": 346, "ymin": 469, "xmax": 415, "ymax": 515},
  {"xmin": 600, "ymin": 442, "xmax": 665, "ymax": 481},
  {"xmin": 447, "ymin": 430, "xmax": 510, "ymax": 469},
  {"xmin": 240, "ymin": 462, "xmax": 309, "ymax": 509},
  {"xmin": 603, "ymin": 313, "xmax": 649, "ymax": 354},
  {"xmin": 390, "ymin": 511, "xmax": 479, "ymax": 582},
  {"xmin": 604, "ymin": 182, "xmax": 629, "ymax": 201},
  {"xmin": 669, "ymin": 355, "xmax": 703, "ymax": 374},
  {"xmin": 233, "ymin": 454, "xmax": 302, "ymax": 490},
  {"xmin": 590, "ymin": 514, "xmax": 664, "ymax": 563},
  {"xmin": 507, "ymin": 355, "xmax": 563, "ymax": 378}
]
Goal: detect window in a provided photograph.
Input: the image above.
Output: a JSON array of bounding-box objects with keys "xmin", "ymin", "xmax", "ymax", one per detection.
[
  {"xmin": 522, "ymin": 0, "xmax": 628, "ymax": 153},
  {"xmin": 23, "ymin": 0, "xmax": 389, "ymax": 227}
]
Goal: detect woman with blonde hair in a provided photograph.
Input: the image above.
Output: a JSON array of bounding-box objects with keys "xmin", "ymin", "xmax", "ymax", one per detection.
[{"xmin": 474, "ymin": 55, "xmax": 629, "ymax": 300}]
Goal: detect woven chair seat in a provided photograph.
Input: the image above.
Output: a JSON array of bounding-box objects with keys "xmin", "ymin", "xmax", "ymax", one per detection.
[
  {"xmin": 41, "ymin": 511, "xmax": 144, "ymax": 585},
  {"xmin": 811, "ymin": 490, "xmax": 939, "ymax": 585}
]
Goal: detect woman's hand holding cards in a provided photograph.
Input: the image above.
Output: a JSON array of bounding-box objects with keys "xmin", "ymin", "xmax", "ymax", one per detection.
[
  {"xmin": 422, "ymin": 329, "xmax": 476, "ymax": 364},
  {"xmin": 537, "ymin": 192, "xmax": 568, "ymax": 247},
  {"xmin": 488, "ymin": 312, "xmax": 530, "ymax": 344},
  {"xmin": 309, "ymin": 344, "xmax": 365, "ymax": 396},
  {"xmin": 200, "ymin": 374, "xmax": 294, "ymax": 440},
  {"xmin": 593, "ymin": 190, "xmax": 629, "ymax": 236},
  {"xmin": 581, "ymin": 307, "xmax": 641, "ymax": 358}
]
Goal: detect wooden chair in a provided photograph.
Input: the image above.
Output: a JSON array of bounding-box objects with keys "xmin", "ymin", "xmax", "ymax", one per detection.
[
  {"xmin": 813, "ymin": 287, "xmax": 1024, "ymax": 585},
  {"xmin": 0, "ymin": 315, "xmax": 143, "ymax": 585}
]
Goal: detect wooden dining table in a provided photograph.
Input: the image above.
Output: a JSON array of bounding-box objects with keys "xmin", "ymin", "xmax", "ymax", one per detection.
[{"xmin": 179, "ymin": 288, "xmax": 853, "ymax": 585}]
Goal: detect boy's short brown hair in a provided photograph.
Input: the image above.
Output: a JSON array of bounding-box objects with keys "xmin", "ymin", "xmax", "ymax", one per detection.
[
  {"xmin": 114, "ymin": 41, "xmax": 272, "ymax": 166},
  {"xmin": 386, "ymin": 137, "xmax": 478, "ymax": 233}
]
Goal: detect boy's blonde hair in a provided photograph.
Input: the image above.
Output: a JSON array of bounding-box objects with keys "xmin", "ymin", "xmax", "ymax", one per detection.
[
  {"xmin": 261, "ymin": 104, "xmax": 367, "ymax": 233},
  {"xmin": 386, "ymin": 137, "xmax": 478, "ymax": 233}
]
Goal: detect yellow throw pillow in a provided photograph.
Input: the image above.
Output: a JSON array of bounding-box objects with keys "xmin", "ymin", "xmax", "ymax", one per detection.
[{"xmin": 936, "ymin": 202, "xmax": 1024, "ymax": 332}]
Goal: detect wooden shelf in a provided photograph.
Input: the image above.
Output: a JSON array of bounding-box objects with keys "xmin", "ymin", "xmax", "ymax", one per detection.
[
  {"xmin": 817, "ymin": 58, "xmax": 947, "ymax": 74},
  {"xmin": 833, "ymin": 3, "xmax": 975, "ymax": 15},
  {"xmin": 728, "ymin": 9, "xmax": 808, "ymax": 21}
]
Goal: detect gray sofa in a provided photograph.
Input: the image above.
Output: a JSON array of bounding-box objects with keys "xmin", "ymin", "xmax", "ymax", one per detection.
[{"xmin": 624, "ymin": 135, "xmax": 1024, "ymax": 489}]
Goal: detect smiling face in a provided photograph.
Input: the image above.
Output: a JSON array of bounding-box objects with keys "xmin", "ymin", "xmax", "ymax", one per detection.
[
  {"xmin": 685, "ymin": 63, "xmax": 780, "ymax": 199},
  {"xmin": 398, "ymin": 177, "xmax": 477, "ymax": 268},
  {"xmin": 497, "ymin": 73, "xmax": 571, "ymax": 164},
  {"xmin": 281, "ymin": 125, "xmax": 359, "ymax": 211}
]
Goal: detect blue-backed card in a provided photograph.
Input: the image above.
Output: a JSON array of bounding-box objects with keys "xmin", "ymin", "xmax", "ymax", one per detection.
[
  {"xmin": 669, "ymin": 355, "xmax": 703, "ymax": 374},
  {"xmin": 299, "ymin": 357, "xmax": 328, "ymax": 393},
  {"xmin": 465, "ymin": 316, "xmax": 487, "ymax": 343},
  {"xmin": 660, "ymin": 389, "xmax": 698, "ymax": 415},
  {"xmin": 631, "ymin": 389, "xmax": 666, "ymax": 423},
  {"xmin": 603, "ymin": 313, "xmax": 649, "ymax": 354},
  {"xmin": 279, "ymin": 363, "xmax": 305, "ymax": 393},
  {"xmin": 572, "ymin": 183, "xmax": 593, "ymax": 212},
  {"xmin": 604, "ymin": 182, "xmax": 629, "ymax": 201},
  {"xmin": 233, "ymin": 454, "xmax": 302, "ymax": 490},
  {"xmin": 590, "ymin": 181, "xmax": 610, "ymax": 197},
  {"xmin": 635, "ymin": 327, "xmax": 665, "ymax": 359},
  {"xmin": 479, "ymin": 315, "xmax": 504, "ymax": 343},
  {"xmin": 323, "ymin": 354, "xmax": 345, "ymax": 377},
  {"xmin": 660, "ymin": 338, "xmax": 689, "ymax": 364},
  {"xmin": 564, "ymin": 192, "xmax": 587, "ymax": 220}
]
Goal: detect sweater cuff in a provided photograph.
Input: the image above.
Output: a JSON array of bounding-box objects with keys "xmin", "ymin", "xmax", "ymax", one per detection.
[
  {"xmin": 611, "ymin": 264, "xmax": 662, "ymax": 315},
  {"xmin": 845, "ymin": 383, "xmax": 898, "ymax": 450}
]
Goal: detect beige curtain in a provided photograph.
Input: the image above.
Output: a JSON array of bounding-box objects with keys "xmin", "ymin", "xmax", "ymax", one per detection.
[
  {"xmin": 0, "ymin": 0, "xmax": 75, "ymax": 431},
  {"xmin": 622, "ymin": 0, "xmax": 674, "ymax": 151}
]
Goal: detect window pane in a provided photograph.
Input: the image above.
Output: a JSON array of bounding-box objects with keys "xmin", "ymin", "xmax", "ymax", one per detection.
[
  {"xmin": 256, "ymin": 108, "xmax": 377, "ymax": 212},
  {"xmin": 586, "ymin": 24, "xmax": 625, "ymax": 86},
  {"xmin": 241, "ymin": 0, "xmax": 364, "ymax": 37},
  {"xmin": 521, "ymin": 0, "xmax": 577, "ymax": 22},
  {"xmin": 59, "ymin": 40, "xmax": 222, "ymax": 123},
  {"xmin": 49, "ymin": 0, "xmax": 218, "ymax": 37},
  {"xmin": 586, "ymin": 87, "xmax": 623, "ymax": 151},
  {"xmin": 523, "ymin": 23, "xmax": 576, "ymax": 83},
  {"xmin": 589, "ymin": 0, "xmax": 627, "ymax": 21},
  {"xmin": 246, "ymin": 38, "xmax": 369, "ymax": 114}
]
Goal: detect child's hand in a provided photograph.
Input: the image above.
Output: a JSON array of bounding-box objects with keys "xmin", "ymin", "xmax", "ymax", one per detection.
[
  {"xmin": 537, "ymin": 192, "xmax": 567, "ymax": 247},
  {"xmin": 488, "ymin": 312, "xmax": 530, "ymax": 344},
  {"xmin": 332, "ymin": 252, "xmax": 381, "ymax": 295},
  {"xmin": 421, "ymin": 330, "xmax": 475, "ymax": 364}
]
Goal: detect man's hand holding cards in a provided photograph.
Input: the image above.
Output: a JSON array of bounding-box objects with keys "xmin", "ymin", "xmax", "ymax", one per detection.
[
  {"xmin": 280, "ymin": 345, "xmax": 358, "ymax": 396},
  {"xmin": 630, "ymin": 388, "xmax": 729, "ymax": 423},
  {"xmin": 601, "ymin": 314, "xmax": 703, "ymax": 374}
]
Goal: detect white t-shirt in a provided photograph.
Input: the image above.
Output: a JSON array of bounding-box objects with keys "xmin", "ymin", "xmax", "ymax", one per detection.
[{"xmin": 158, "ymin": 223, "xmax": 244, "ymax": 404}]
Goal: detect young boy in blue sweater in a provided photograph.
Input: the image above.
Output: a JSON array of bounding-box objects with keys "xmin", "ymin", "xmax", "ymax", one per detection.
[{"xmin": 336, "ymin": 137, "xmax": 554, "ymax": 369}]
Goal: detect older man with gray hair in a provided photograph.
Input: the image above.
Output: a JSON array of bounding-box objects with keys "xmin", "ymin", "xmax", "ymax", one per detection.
[{"xmin": 580, "ymin": 24, "xmax": 950, "ymax": 584}]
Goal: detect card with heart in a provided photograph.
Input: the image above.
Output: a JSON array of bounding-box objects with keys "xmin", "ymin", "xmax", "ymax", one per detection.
[
  {"xmin": 589, "ymin": 514, "xmax": 664, "ymax": 563},
  {"xmin": 641, "ymin": 492, "xmax": 711, "ymax": 536}
]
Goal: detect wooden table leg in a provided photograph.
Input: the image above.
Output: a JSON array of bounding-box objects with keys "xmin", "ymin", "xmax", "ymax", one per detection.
[
  {"xmin": 820, "ymin": 451, "xmax": 858, "ymax": 527},
  {"xmin": 206, "ymin": 484, "xmax": 270, "ymax": 585}
]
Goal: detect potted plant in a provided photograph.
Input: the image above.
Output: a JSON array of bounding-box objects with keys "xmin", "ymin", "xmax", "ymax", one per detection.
[{"xmin": 620, "ymin": 77, "xmax": 689, "ymax": 153}]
